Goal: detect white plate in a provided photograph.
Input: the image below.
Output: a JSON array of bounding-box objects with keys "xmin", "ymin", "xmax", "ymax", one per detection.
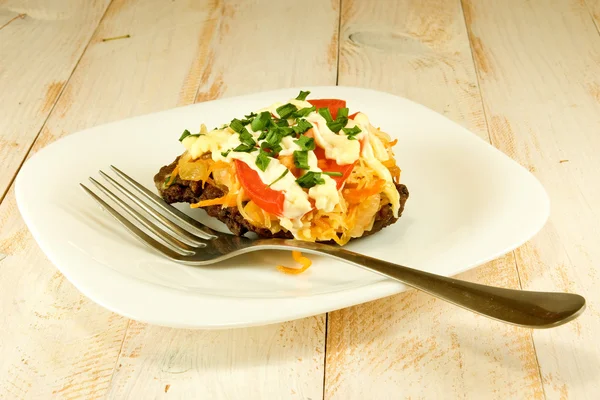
[{"xmin": 15, "ymin": 86, "xmax": 549, "ymax": 329}]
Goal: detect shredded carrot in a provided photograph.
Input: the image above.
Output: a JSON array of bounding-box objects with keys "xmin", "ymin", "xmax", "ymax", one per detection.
[
  {"xmin": 190, "ymin": 193, "xmax": 236, "ymax": 208},
  {"xmin": 382, "ymin": 159, "xmax": 396, "ymax": 168},
  {"xmin": 164, "ymin": 165, "xmax": 179, "ymax": 187},
  {"xmin": 388, "ymin": 166, "xmax": 401, "ymax": 183},
  {"xmin": 342, "ymin": 179, "xmax": 386, "ymax": 203},
  {"xmin": 386, "ymin": 138, "xmax": 398, "ymax": 148},
  {"xmin": 277, "ymin": 251, "xmax": 312, "ymax": 274},
  {"xmin": 207, "ymin": 160, "xmax": 230, "ymax": 175}
]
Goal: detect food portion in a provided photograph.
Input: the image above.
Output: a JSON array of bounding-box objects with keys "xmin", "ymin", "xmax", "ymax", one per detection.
[{"xmin": 154, "ymin": 91, "xmax": 409, "ymax": 245}]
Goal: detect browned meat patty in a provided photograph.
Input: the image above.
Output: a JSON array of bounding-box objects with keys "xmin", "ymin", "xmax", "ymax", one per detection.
[{"xmin": 154, "ymin": 157, "xmax": 409, "ymax": 239}]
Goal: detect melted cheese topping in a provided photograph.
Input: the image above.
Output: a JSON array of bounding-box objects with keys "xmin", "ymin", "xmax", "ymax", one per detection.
[
  {"xmin": 305, "ymin": 113, "xmax": 361, "ymax": 165},
  {"xmin": 180, "ymin": 96, "xmax": 401, "ymax": 225}
]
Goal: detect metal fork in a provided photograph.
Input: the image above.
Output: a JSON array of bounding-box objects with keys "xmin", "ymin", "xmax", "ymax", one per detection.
[{"xmin": 80, "ymin": 166, "xmax": 586, "ymax": 329}]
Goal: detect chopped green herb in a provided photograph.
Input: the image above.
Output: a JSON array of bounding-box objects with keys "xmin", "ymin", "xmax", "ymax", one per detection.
[
  {"xmin": 318, "ymin": 108, "xmax": 333, "ymax": 123},
  {"xmin": 275, "ymin": 118, "xmax": 289, "ymax": 127},
  {"xmin": 251, "ymin": 111, "xmax": 271, "ymax": 131},
  {"xmin": 268, "ymin": 169, "xmax": 289, "ymax": 187},
  {"xmin": 296, "ymin": 171, "xmax": 325, "ymax": 188},
  {"xmin": 164, "ymin": 175, "xmax": 172, "ymax": 187},
  {"xmin": 256, "ymin": 149, "xmax": 271, "ymax": 171},
  {"xmin": 221, "ymin": 149, "xmax": 231, "ymax": 157},
  {"xmin": 295, "ymin": 90, "xmax": 310, "ymax": 101},
  {"xmin": 294, "ymin": 151, "xmax": 310, "ymax": 170},
  {"xmin": 264, "ymin": 128, "xmax": 282, "ymax": 145},
  {"xmin": 229, "ymin": 119, "xmax": 245, "ymax": 133},
  {"xmin": 276, "ymin": 103, "xmax": 298, "ymax": 119},
  {"xmin": 239, "ymin": 130, "xmax": 256, "ymax": 147},
  {"xmin": 342, "ymin": 125, "xmax": 362, "ymax": 139},
  {"xmin": 326, "ymin": 107, "xmax": 349, "ymax": 133},
  {"xmin": 233, "ymin": 143, "xmax": 257, "ymax": 153},
  {"xmin": 279, "ymin": 126, "xmax": 294, "ymax": 136},
  {"xmin": 293, "ymin": 119, "xmax": 313, "ymax": 135},
  {"xmin": 239, "ymin": 112, "xmax": 257, "ymax": 125},
  {"xmin": 322, "ymin": 171, "xmax": 343, "ymax": 177},
  {"xmin": 294, "ymin": 105, "xmax": 316, "ymax": 118},
  {"xmin": 294, "ymin": 135, "xmax": 315, "ymax": 151},
  {"xmin": 179, "ymin": 129, "xmax": 192, "ymax": 141},
  {"xmin": 260, "ymin": 141, "xmax": 282, "ymax": 155},
  {"xmin": 326, "ymin": 119, "xmax": 346, "ymax": 133}
]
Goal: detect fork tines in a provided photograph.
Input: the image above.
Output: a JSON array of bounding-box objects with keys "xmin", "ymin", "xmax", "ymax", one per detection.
[{"xmin": 80, "ymin": 166, "xmax": 218, "ymax": 260}]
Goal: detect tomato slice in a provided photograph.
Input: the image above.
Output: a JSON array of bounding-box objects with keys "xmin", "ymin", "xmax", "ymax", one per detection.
[
  {"xmin": 304, "ymin": 128, "xmax": 357, "ymax": 189},
  {"xmin": 313, "ymin": 146, "xmax": 355, "ymax": 189},
  {"xmin": 349, "ymin": 111, "xmax": 359, "ymax": 119},
  {"xmin": 307, "ymin": 99, "xmax": 347, "ymax": 120},
  {"xmin": 235, "ymin": 160, "xmax": 285, "ymax": 216}
]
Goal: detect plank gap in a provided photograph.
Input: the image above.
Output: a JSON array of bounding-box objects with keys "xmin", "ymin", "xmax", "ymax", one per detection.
[{"xmin": 0, "ymin": 0, "xmax": 115, "ymax": 205}]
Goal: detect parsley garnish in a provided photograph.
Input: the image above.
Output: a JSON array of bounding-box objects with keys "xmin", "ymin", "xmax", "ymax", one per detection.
[
  {"xmin": 294, "ymin": 150, "xmax": 309, "ymax": 170},
  {"xmin": 294, "ymin": 106, "xmax": 316, "ymax": 118},
  {"xmin": 296, "ymin": 171, "xmax": 325, "ymax": 188},
  {"xmin": 256, "ymin": 149, "xmax": 271, "ymax": 171},
  {"xmin": 276, "ymin": 103, "xmax": 298, "ymax": 119},
  {"xmin": 221, "ymin": 149, "xmax": 231, "ymax": 157},
  {"xmin": 293, "ymin": 119, "xmax": 313, "ymax": 135},
  {"xmin": 294, "ymin": 135, "xmax": 315, "ymax": 151},
  {"xmin": 251, "ymin": 111, "xmax": 271, "ymax": 132},
  {"xmin": 295, "ymin": 90, "xmax": 310, "ymax": 101},
  {"xmin": 342, "ymin": 125, "xmax": 362, "ymax": 140},
  {"xmin": 268, "ymin": 169, "xmax": 289, "ymax": 187}
]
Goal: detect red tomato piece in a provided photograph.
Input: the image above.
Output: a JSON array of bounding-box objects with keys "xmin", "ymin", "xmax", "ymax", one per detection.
[
  {"xmin": 307, "ymin": 99, "xmax": 347, "ymax": 120},
  {"xmin": 349, "ymin": 112, "xmax": 359, "ymax": 119},
  {"xmin": 235, "ymin": 160, "xmax": 285, "ymax": 216},
  {"xmin": 313, "ymin": 146, "xmax": 355, "ymax": 189}
]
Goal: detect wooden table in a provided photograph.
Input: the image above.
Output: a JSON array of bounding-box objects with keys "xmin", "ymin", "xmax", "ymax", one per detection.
[{"xmin": 1, "ymin": 1, "xmax": 598, "ymax": 398}]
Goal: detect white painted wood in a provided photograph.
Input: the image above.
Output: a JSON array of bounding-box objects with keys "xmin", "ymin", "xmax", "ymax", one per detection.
[
  {"xmin": 586, "ymin": 0, "xmax": 600, "ymax": 32},
  {"xmin": 2, "ymin": 0, "xmax": 599, "ymax": 398},
  {"xmin": 103, "ymin": 0, "xmax": 339, "ymax": 397},
  {"xmin": 325, "ymin": 1, "xmax": 544, "ymax": 398},
  {"xmin": 106, "ymin": 319, "xmax": 325, "ymax": 399},
  {"xmin": 1, "ymin": 0, "xmax": 338, "ymax": 398},
  {"xmin": 0, "ymin": 0, "xmax": 111, "ymax": 201},
  {"xmin": 463, "ymin": 0, "xmax": 600, "ymax": 398}
]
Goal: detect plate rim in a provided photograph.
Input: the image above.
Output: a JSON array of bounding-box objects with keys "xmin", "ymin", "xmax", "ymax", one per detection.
[{"xmin": 15, "ymin": 85, "xmax": 550, "ymax": 329}]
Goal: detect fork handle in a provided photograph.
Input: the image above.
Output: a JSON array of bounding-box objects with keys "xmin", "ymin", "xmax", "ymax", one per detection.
[{"xmin": 256, "ymin": 240, "xmax": 585, "ymax": 328}]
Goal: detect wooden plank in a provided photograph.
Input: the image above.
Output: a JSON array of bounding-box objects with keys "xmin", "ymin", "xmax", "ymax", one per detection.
[
  {"xmin": 462, "ymin": 0, "xmax": 600, "ymax": 398},
  {"xmin": 105, "ymin": 0, "xmax": 339, "ymax": 397},
  {"xmin": 0, "ymin": 0, "xmax": 339, "ymax": 398},
  {"xmin": 586, "ymin": 0, "xmax": 600, "ymax": 32},
  {"xmin": 0, "ymin": 0, "xmax": 111, "ymax": 202},
  {"xmin": 325, "ymin": 1, "xmax": 544, "ymax": 398}
]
